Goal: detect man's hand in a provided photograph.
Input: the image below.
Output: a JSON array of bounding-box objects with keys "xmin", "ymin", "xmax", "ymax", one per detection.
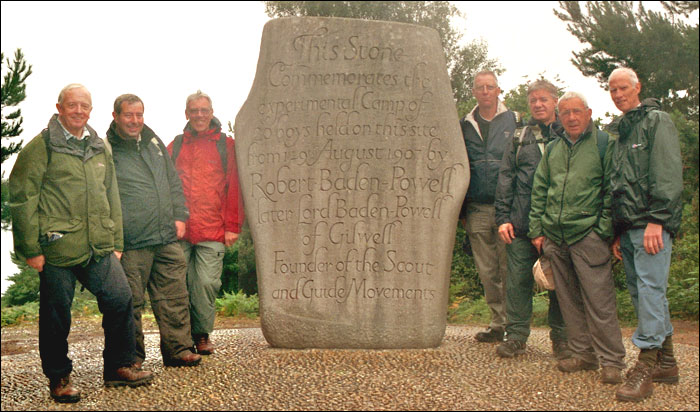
[
  {"xmin": 611, "ymin": 236, "xmax": 623, "ymax": 261},
  {"xmin": 26, "ymin": 255, "xmax": 45, "ymax": 272},
  {"xmin": 175, "ymin": 220, "xmax": 186, "ymax": 239},
  {"xmin": 114, "ymin": 251, "xmax": 122, "ymax": 260},
  {"xmin": 644, "ymin": 222, "xmax": 664, "ymax": 255},
  {"xmin": 498, "ymin": 223, "xmax": 515, "ymax": 244},
  {"xmin": 531, "ymin": 236, "xmax": 545, "ymax": 254},
  {"xmin": 224, "ymin": 231, "xmax": 239, "ymax": 247}
]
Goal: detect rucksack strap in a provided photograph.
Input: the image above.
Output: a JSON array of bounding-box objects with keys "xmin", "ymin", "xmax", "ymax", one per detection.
[
  {"xmin": 513, "ymin": 125, "xmax": 546, "ymax": 165},
  {"xmin": 42, "ymin": 128, "xmax": 52, "ymax": 165},
  {"xmin": 172, "ymin": 133, "xmax": 228, "ymax": 177}
]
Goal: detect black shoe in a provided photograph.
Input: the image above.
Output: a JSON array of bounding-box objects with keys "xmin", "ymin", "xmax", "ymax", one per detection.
[
  {"xmin": 475, "ymin": 327, "xmax": 504, "ymax": 343},
  {"xmin": 496, "ymin": 340, "xmax": 527, "ymax": 358}
]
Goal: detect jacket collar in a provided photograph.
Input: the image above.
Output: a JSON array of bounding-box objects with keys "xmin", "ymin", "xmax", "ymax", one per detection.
[
  {"xmin": 183, "ymin": 116, "xmax": 223, "ymax": 140},
  {"xmin": 107, "ymin": 120, "xmax": 157, "ymax": 148},
  {"xmin": 463, "ymin": 100, "xmax": 510, "ymax": 139},
  {"xmin": 47, "ymin": 114, "xmax": 103, "ymax": 154},
  {"xmin": 606, "ymin": 98, "xmax": 661, "ymax": 139}
]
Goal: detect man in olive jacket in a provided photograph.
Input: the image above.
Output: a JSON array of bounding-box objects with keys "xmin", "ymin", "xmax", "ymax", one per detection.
[
  {"xmin": 9, "ymin": 84, "xmax": 152, "ymax": 404},
  {"xmin": 529, "ymin": 91, "xmax": 625, "ymax": 385},
  {"xmin": 607, "ymin": 68, "xmax": 683, "ymax": 402},
  {"xmin": 108, "ymin": 94, "xmax": 201, "ymax": 368}
]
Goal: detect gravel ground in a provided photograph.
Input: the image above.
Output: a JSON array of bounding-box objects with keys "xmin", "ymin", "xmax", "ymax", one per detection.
[{"xmin": 1, "ymin": 323, "xmax": 698, "ymax": 411}]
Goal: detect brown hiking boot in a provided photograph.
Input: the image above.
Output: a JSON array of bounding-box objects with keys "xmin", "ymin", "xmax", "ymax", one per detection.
[
  {"xmin": 557, "ymin": 357, "xmax": 599, "ymax": 373},
  {"xmin": 652, "ymin": 350, "xmax": 679, "ymax": 384},
  {"xmin": 104, "ymin": 365, "xmax": 154, "ymax": 388},
  {"xmin": 164, "ymin": 350, "xmax": 202, "ymax": 367},
  {"xmin": 601, "ymin": 366, "xmax": 623, "ymax": 384},
  {"xmin": 616, "ymin": 362, "xmax": 653, "ymax": 402},
  {"xmin": 49, "ymin": 375, "xmax": 80, "ymax": 403},
  {"xmin": 194, "ymin": 334, "xmax": 215, "ymax": 355}
]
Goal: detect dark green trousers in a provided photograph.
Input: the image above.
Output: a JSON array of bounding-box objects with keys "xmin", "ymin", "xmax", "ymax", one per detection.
[
  {"xmin": 505, "ymin": 237, "xmax": 567, "ymax": 343},
  {"xmin": 121, "ymin": 242, "xmax": 193, "ymax": 363}
]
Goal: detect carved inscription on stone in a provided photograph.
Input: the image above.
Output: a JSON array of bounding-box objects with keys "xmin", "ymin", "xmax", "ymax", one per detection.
[{"xmin": 235, "ymin": 17, "xmax": 469, "ymax": 348}]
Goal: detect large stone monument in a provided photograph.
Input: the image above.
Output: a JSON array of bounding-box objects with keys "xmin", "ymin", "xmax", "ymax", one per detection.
[{"xmin": 235, "ymin": 17, "xmax": 469, "ymax": 348}]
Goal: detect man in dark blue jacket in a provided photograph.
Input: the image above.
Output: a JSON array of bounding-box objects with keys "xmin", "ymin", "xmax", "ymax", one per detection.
[
  {"xmin": 460, "ymin": 71, "xmax": 515, "ymax": 342},
  {"xmin": 108, "ymin": 94, "xmax": 201, "ymax": 368}
]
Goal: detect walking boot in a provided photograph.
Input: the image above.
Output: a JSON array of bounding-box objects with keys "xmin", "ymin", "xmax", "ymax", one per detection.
[
  {"xmin": 104, "ymin": 365, "xmax": 154, "ymax": 388},
  {"xmin": 652, "ymin": 349, "xmax": 679, "ymax": 384},
  {"xmin": 616, "ymin": 362, "xmax": 653, "ymax": 402},
  {"xmin": 49, "ymin": 375, "xmax": 80, "ymax": 403},
  {"xmin": 475, "ymin": 327, "xmax": 504, "ymax": 343},
  {"xmin": 164, "ymin": 350, "xmax": 202, "ymax": 367},
  {"xmin": 601, "ymin": 366, "xmax": 623, "ymax": 384},
  {"xmin": 194, "ymin": 334, "xmax": 215, "ymax": 355},
  {"xmin": 551, "ymin": 340, "xmax": 573, "ymax": 360},
  {"xmin": 496, "ymin": 340, "xmax": 526, "ymax": 358},
  {"xmin": 557, "ymin": 357, "xmax": 599, "ymax": 373}
]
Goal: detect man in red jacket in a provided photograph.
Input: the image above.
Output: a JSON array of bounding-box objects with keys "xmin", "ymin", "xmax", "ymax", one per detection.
[{"xmin": 168, "ymin": 90, "xmax": 245, "ymax": 355}]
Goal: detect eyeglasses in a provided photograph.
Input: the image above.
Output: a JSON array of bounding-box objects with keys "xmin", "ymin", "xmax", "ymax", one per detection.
[{"xmin": 188, "ymin": 108, "xmax": 212, "ymax": 115}]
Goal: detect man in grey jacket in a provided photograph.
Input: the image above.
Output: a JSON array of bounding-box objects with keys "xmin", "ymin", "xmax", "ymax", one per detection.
[
  {"xmin": 494, "ymin": 80, "xmax": 570, "ymax": 360},
  {"xmin": 108, "ymin": 94, "xmax": 201, "ymax": 368},
  {"xmin": 460, "ymin": 71, "xmax": 515, "ymax": 342}
]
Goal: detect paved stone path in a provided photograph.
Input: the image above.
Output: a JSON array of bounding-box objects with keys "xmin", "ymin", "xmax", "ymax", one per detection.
[{"xmin": 2, "ymin": 325, "xmax": 698, "ymax": 410}]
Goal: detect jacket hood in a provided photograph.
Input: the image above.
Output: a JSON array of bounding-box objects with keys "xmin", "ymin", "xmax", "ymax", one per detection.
[
  {"xmin": 183, "ymin": 116, "xmax": 223, "ymax": 137},
  {"xmin": 47, "ymin": 114, "xmax": 104, "ymax": 156},
  {"xmin": 607, "ymin": 98, "xmax": 662, "ymax": 139}
]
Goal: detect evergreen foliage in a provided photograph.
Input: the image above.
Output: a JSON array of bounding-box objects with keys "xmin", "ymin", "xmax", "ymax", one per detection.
[{"xmin": 1, "ymin": 48, "xmax": 33, "ymax": 166}]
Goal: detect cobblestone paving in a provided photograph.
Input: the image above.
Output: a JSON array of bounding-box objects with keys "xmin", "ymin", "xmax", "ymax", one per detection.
[{"xmin": 2, "ymin": 325, "xmax": 698, "ymax": 410}]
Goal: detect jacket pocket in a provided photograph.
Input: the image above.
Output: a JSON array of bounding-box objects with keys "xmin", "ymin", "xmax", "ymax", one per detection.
[
  {"xmin": 90, "ymin": 215, "xmax": 116, "ymax": 252},
  {"xmin": 38, "ymin": 216, "xmax": 86, "ymax": 263}
]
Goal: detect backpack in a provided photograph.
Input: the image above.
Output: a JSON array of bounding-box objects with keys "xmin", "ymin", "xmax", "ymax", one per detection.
[
  {"xmin": 542, "ymin": 126, "xmax": 609, "ymax": 166},
  {"xmin": 171, "ymin": 133, "xmax": 228, "ymax": 176},
  {"xmin": 513, "ymin": 125, "xmax": 546, "ymax": 166}
]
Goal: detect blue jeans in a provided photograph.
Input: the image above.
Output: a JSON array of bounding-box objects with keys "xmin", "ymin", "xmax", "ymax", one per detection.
[
  {"xmin": 39, "ymin": 253, "xmax": 135, "ymax": 380},
  {"xmin": 620, "ymin": 228, "xmax": 674, "ymax": 349}
]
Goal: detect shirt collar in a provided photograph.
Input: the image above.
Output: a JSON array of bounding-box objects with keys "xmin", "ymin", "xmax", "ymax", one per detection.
[{"xmin": 57, "ymin": 117, "xmax": 90, "ymax": 141}]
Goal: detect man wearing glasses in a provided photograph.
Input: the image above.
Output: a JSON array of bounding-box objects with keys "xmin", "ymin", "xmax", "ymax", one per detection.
[
  {"xmin": 167, "ymin": 91, "xmax": 245, "ymax": 355},
  {"xmin": 460, "ymin": 71, "xmax": 516, "ymax": 343}
]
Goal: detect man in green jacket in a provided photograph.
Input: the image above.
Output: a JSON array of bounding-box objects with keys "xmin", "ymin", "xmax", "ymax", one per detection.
[
  {"xmin": 9, "ymin": 84, "xmax": 153, "ymax": 404},
  {"xmin": 108, "ymin": 94, "xmax": 201, "ymax": 368},
  {"xmin": 607, "ymin": 68, "xmax": 683, "ymax": 402},
  {"xmin": 529, "ymin": 91, "xmax": 625, "ymax": 384}
]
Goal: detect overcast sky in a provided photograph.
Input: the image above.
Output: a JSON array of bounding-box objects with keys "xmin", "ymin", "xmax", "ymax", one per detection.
[{"xmin": 0, "ymin": 1, "xmax": 681, "ymax": 292}]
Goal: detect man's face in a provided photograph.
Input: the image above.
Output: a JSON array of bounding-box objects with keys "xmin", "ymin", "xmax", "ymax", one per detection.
[
  {"xmin": 609, "ymin": 74, "xmax": 641, "ymax": 114},
  {"xmin": 56, "ymin": 88, "xmax": 92, "ymax": 134},
  {"xmin": 559, "ymin": 98, "xmax": 592, "ymax": 140},
  {"xmin": 472, "ymin": 74, "xmax": 500, "ymax": 110},
  {"xmin": 113, "ymin": 101, "xmax": 144, "ymax": 140},
  {"xmin": 186, "ymin": 97, "xmax": 214, "ymax": 134},
  {"xmin": 528, "ymin": 89, "xmax": 557, "ymax": 124}
]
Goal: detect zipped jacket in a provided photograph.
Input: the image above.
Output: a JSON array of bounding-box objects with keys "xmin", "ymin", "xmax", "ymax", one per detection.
[
  {"xmin": 528, "ymin": 123, "xmax": 613, "ymax": 245},
  {"xmin": 495, "ymin": 118, "xmax": 562, "ymax": 238},
  {"xmin": 460, "ymin": 101, "xmax": 516, "ymax": 214},
  {"xmin": 10, "ymin": 114, "xmax": 123, "ymax": 267},
  {"xmin": 107, "ymin": 121, "xmax": 188, "ymax": 250},
  {"xmin": 167, "ymin": 117, "xmax": 244, "ymax": 245},
  {"xmin": 606, "ymin": 98, "xmax": 683, "ymax": 237}
]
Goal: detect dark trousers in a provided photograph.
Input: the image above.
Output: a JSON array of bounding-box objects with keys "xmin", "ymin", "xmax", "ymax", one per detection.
[
  {"xmin": 121, "ymin": 243, "xmax": 193, "ymax": 362},
  {"xmin": 39, "ymin": 253, "xmax": 136, "ymax": 380},
  {"xmin": 504, "ymin": 237, "xmax": 567, "ymax": 343}
]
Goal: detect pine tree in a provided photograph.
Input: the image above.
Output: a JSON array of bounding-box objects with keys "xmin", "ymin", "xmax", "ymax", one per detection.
[{"xmin": 1, "ymin": 48, "xmax": 33, "ymax": 166}]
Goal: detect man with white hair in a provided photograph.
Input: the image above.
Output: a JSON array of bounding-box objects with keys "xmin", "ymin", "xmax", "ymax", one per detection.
[
  {"xmin": 529, "ymin": 91, "xmax": 626, "ymax": 384},
  {"xmin": 9, "ymin": 84, "xmax": 153, "ymax": 403},
  {"xmin": 607, "ymin": 67, "xmax": 683, "ymax": 402}
]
